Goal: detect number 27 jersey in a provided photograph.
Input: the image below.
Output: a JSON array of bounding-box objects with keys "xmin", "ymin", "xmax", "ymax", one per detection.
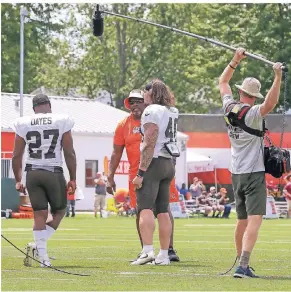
[{"xmin": 12, "ymin": 113, "xmax": 74, "ymax": 167}]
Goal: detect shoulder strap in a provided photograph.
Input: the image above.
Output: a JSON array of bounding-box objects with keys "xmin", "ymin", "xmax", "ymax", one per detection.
[
  {"xmin": 225, "ymin": 101, "xmax": 238, "ymax": 114},
  {"xmin": 237, "ymin": 106, "xmax": 265, "ymax": 137}
]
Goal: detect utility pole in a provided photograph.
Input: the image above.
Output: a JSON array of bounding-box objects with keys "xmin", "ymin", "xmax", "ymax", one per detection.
[{"xmin": 20, "ymin": 6, "xmax": 28, "ymax": 117}]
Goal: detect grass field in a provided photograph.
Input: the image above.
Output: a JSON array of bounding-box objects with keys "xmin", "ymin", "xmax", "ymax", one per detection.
[{"xmin": 1, "ymin": 215, "xmax": 291, "ymax": 291}]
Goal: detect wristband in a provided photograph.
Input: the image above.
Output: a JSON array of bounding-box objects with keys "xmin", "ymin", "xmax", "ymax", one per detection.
[
  {"xmin": 137, "ymin": 169, "xmax": 145, "ymax": 178},
  {"xmin": 229, "ymin": 64, "xmax": 236, "ymax": 70},
  {"xmin": 231, "ymin": 59, "xmax": 239, "ymax": 64}
]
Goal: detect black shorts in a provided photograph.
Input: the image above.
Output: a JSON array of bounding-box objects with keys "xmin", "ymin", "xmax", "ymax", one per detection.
[
  {"xmin": 136, "ymin": 157, "xmax": 175, "ymax": 214},
  {"xmin": 26, "ymin": 169, "xmax": 67, "ymax": 213}
]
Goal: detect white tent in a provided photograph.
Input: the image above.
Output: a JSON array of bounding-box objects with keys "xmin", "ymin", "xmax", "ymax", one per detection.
[
  {"xmin": 187, "ymin": 149, "xmax": 217, "ymax": 191},
  {"xmin": 187, "ymin": 149, "xmax": 218, "ymax": 191},
  {"xmin": 187, "ymin": 149, "xmax": 214, "ymax": 173}
]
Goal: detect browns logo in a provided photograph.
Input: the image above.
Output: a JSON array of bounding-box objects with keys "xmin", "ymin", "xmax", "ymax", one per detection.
[{"xmin": 132, "ymin": 126, "xmax": 140, "ymax": 134}]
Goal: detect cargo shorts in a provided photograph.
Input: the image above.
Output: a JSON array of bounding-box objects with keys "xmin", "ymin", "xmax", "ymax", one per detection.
[{"xmin": 232, "ymin": 171, "xmax": 267, "ymax": 219}]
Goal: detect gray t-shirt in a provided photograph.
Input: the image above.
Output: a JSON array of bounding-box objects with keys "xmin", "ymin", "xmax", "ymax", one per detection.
[
  {"xmin": 189, "ymin": 183, "xmax": 203, "ymax": 198},
  {"xmin": 223, "ymin": 94, "xmax": 265, "ymax": 174},
  {"xmin": 95, "ymin": 177, "xmax": 107, "ymax": 195}
]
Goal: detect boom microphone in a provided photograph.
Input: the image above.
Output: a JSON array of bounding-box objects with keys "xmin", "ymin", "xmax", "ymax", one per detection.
[
  {"xmin": 92, "ymin": 4, "xmax": 104, "ymax": 37},
  {"xmin": 101, "ymin": 10, "xmax": 288, "ymax": 72}
]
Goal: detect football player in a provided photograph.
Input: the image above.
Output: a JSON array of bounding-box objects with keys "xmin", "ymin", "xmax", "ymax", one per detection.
[
  {"xmin": 12, "ymin": 94, "xmax": 76, "ymax": 267},
  {"xmin": 132, "ymin": 79, "xmax": 179, "ymax": 265},
  {"xmin": 107, "ymin": 89, "xmax": 180, "ymax": 263}
]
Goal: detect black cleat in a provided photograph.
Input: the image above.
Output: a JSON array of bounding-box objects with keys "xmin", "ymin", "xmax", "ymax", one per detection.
[{"xmin": 168, "ymin": 248, "xmax": 180, "ymax": 262}]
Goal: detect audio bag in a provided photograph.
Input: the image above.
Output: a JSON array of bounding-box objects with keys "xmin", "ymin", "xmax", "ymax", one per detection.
[{"xmin": 224, "ymin": 102, "xmax": 290, "ymax": 178}]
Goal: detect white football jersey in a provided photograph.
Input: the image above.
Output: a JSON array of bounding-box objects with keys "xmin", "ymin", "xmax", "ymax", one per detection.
[
  {"xmin": 12, "ymin": 113, "xmax": 74, "ymax": 167},
  {"xmin": 141, "ymin": 104, "xmax": 179, "ymax": 158}
]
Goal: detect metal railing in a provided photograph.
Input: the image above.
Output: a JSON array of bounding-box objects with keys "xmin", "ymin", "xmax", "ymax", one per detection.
[{"xmin": 1, "ymin": 154, "xmax": 13, "ymax": 178}]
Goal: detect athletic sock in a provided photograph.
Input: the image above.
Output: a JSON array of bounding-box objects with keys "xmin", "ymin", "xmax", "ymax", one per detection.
[
  {"xmin": 142, "ymin": 245, "xmax": 153, "ymax": 254},
  {"xmin": 33, "ymin": 230, "xmax": 48, "ymax": 259},
  {"xmin": 45, "ymin": 225, "xmax": 56, "ymax": 240},
  {"xmin": 239, "ymin": 251, "xmax": 250, "ymax": 269},
  {"xmin": 157, "ymin": 249, "xmax": 168, "ymax": 258}
]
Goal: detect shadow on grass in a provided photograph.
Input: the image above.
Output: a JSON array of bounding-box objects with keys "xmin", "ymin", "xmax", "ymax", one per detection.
[{"xmin": 53, "ymin": 265, "xmax": 100, "ymax": 269}]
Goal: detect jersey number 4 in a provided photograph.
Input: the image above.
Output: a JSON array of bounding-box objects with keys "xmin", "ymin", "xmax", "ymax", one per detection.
[
  {"xmin": 165, "ymin": 118, "xmax": 178, "ymax": 140},
  {"xmin": 26, "ymin": 129, "xmax": 59, "ymax": 159}
]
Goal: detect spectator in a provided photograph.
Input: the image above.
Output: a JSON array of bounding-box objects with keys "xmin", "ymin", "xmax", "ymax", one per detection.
[
  {"xmin": 185, "ymin": 192, "xmax": 192, "ymax": 201},
  {"xmin": 266, "ymin": 180, "xmax": 283, "ymax": 200},
  {"xmin": 267, "ymin": 180, "xmax": 276, "ymax": 190},
  {"xmin": 179, "ymin": 183, "xmax": 188, "ymax": 199},
  {"xmin": 66, "ymin": 186, "xmax": 76, "ymax": 217},
  {"xmin": 94, "ymin": 172, "xmax": 107, "ymax": 218},
  {"xmin": 196, "ymin": 191, "xmax": 216, "ymax": 217},
  {"xmin": 209, "ymin": 186, "xmax": 217, "ymax": 198},
  {"xmin": 206, "ymin": 193, "xmax": 223, "ymax": 218},
  {"xmin": 189, "ymin": 177, "xmax": 206, "ymax": 199},
  {"xmin": 205, "ymin": 192, "xmax": 223, "ymax": 218},
  {"xmin": 283, "ymin": 174, "xmax": 291, "ymax": 218},
  {"xmin": 270, "ymin": 185, "xmax": 284, "ymax": 200},
  {"xmin": 114, "ymin": 188, "xmax": 129, "ymax": 204},
  {"xmin": 116, "ymin": 196, "xmax": 132, "ymax": 216},
  {"xmin": 216, "ymin": 188, "xmax": 232, "ymax": 219}
]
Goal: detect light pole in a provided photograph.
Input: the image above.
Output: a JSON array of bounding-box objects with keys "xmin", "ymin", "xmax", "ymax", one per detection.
[{"xmin": 20, "ymin": 6, "xmax": 28, "ymax": 117}]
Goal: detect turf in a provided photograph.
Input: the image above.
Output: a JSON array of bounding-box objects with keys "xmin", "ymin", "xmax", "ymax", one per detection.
[{"xmin": 1, "ymin": 215, "xmax": 291, "ymax": 291}]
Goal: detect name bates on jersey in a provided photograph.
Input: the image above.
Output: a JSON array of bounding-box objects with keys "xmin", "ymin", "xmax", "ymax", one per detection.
[
  {"xmin": 12, "ymin": 113, "xmax": 74, "ymax": 167},
  {"xmin": 31, "ymin": 117, "xmax": 52, "ymax": 126}
]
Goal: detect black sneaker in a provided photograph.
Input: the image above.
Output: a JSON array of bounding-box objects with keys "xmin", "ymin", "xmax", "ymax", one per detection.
[
  {"xmin": 233, "ymin": 266, "xmax": 259, "ymax": 278},
  {"xmin": 168, "ymin": 248, "xmax": 180, "ymax": 262}
]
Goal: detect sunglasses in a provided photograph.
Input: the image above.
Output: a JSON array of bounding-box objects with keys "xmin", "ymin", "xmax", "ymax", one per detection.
[
  {"xmin": 129, "ymin": 99, "xmax": 144, "ymax": 105},
  {"xmin": 144, "ymin": 81, "xmax": 153, "ymax": 92}
]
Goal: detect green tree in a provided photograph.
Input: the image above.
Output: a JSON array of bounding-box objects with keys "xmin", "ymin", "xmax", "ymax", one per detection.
[
  {"xmin": 4, "ymin": 3, "xmax": 289, "ymax": 113},
  {"xmin": 1, "ymin": 3, "xmax": 65, "ymax": 93}
]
